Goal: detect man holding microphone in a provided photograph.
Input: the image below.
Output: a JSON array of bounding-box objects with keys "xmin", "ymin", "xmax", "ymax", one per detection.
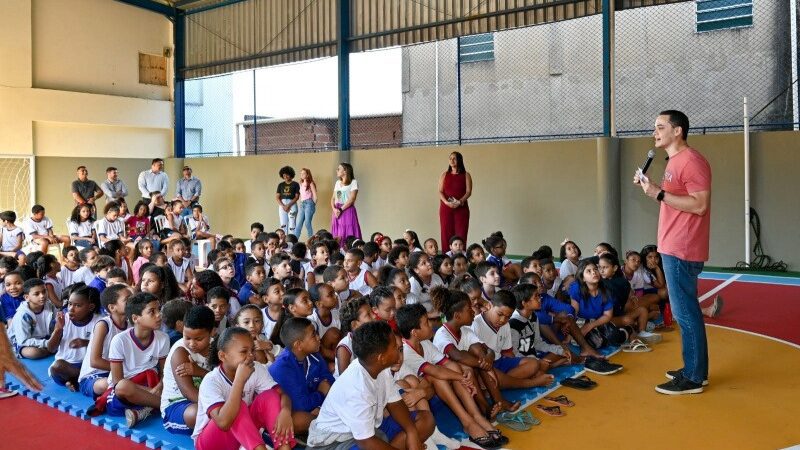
[{"xmin": 635, "ymin": 110, "xmax": 712, "ymax": 395}]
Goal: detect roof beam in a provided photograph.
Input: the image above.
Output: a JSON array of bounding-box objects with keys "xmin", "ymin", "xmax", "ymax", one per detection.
[{"xmin": 114, "ymin": 0, "xmax": 176, "ymax": 19}]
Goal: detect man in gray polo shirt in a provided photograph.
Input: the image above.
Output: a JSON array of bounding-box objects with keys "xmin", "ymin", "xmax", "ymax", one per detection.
[
  {"xmin": 100, "ymin": 166, "xmax": 129, "ymax": 204},
  {"xmin": 175, "ymin": 165, "xmax": 202, "ymax": 215},
  {"xmin": 137, "ymin": 158, "xmax": 169, "ymax": 203},
  {"xmin": 71, "ymin": 166, "xmax": 103, "ymax": 217}
]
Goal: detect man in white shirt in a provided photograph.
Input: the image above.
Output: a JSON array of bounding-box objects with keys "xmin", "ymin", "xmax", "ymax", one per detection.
[{"xmin": 137, "ymin": 158, "xmax": 169, "ymax": 203}]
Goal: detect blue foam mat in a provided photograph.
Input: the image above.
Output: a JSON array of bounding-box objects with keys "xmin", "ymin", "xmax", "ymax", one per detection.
[
  {"xmin": 8, "ymin": 345, "xmax": 619, "ymax": 448},
  {"xmin": 5, "ymin": 357, "xmax": 194, "ymax": 450}
]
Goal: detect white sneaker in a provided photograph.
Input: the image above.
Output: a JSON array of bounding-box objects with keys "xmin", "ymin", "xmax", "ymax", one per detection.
[
  {"xmin": 125, "ymin": 406, "xmax": 153, "ymax": 427},
  {"xmin": 428, "ymin": 427, "xmax": 461, "ymax": 449},
  {"xmin": 638, "ymin": 331, "xmax": 662, "ymax": 344},
  {"xmin": 0, "ymin": 388, "xmax": 17, "ymax": 399}
]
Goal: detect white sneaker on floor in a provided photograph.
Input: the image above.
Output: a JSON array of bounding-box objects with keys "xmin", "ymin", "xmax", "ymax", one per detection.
[
  {"xmin": 125, "ymin": 406, "xmax": 153, "ymax": 427},
  {"xmin": 638, "ymin": 330, "xmax": 662, "ymax": 344},
  {"xmin": 428, "ymin": 427, "xmax": 462, "ymax": 449},
  {"xmin": 0, "ymin": 388, "xmax": 17, "ymax": 399}
]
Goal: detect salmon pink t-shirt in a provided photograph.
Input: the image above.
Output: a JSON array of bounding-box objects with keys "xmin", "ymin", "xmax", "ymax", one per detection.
[{"xmin": 657, "ymin": 147, "xmax": 712, "ymax": 262}]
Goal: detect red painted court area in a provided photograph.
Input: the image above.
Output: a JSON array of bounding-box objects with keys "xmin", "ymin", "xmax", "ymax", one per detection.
[
  {"xmin": 699, "ymin": 278, "xmax": 800, "ymax": 345},
  {"xmin": 0, "ymin": 395, "xmax": 149, "ymax": 449}
]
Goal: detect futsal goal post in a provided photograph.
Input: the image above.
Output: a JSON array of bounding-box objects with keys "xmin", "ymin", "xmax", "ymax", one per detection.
[{"xmin": 0, "ymin": 155, "xmax": 35, "ymax": 219}]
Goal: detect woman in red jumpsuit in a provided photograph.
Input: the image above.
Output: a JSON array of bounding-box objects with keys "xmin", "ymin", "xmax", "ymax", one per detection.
[{"xmin": 438, "ymin": 151, "xmax": 472, "ymax": 249}]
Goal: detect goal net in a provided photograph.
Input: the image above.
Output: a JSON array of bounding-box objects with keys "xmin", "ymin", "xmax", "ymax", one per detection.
[{"xmin": 0, "ymin": 156, "xmax": 34, "ymax": 219}]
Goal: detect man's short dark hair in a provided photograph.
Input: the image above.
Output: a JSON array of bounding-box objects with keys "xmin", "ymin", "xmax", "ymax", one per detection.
[
  {"xmin": 280, "ymin": 317, "xmax": 314, "ymax": 349},
  {"xmin": 106, "ymin": 167, "xmax": 117, "ymax": 173},
  {"xmin": 250, "ymin": 222, "xmax": 264, "ymax": 232},
  {"xmin": 31, "ymin": 204, "xmax": 45, "ymax": 214},
  {"xmin": 396, "ymin": 304, "xmax": 427, "ymax": 339},
  {"xmin": 151, "ymin": 158, "xmax": 164, "ymax": 165},
  {"xmin": 659, "ymin": 110, "xmax": 690, "ymax": 140},
  {"xmin": 352, "ymin": 320, "xmax": 393, "ymax": 361},
  {"xmin": 76, "ymin": 165, "xmax": 87, "ymax": 171}
]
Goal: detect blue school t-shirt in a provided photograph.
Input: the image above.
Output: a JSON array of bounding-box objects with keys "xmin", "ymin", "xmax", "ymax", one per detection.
[
  {"xmin": 238, "ymin": 282, "xmax": 255, "ymax": 306},
  {"xmin": 568, "ymin": 282, "xmax": 612, "ymax": 320},
  {"xmin": 268, "ymin": 349, "xmax": 335, "ymax": 412},
  {"xmin": 535, "ymin": 293, "xmax": 575, "ymax": 325},
  {"xmin": 233, "ymin": 253, "xmax": 248, "ymax": 287},
  {"xmin": 88, "ymin": 276, "xmax": 107, "ymax": 294},
  {"xmin": 0, "ymin": 293, "xmax": 23, "ymax": 321}
]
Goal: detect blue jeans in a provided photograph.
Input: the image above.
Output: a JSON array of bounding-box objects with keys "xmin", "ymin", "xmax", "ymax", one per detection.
[
  {"xmin": 661, "ymin": 253, "xmax": 708, "ymax": 384},
  {"xmin": 294, "ymin": 199, "xmax": 316, "ymax": 238}
]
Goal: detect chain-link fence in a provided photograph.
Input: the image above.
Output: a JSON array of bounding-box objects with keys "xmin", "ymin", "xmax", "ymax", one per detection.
[{"xmin": 184, "ymin": 0, "xmax": 799, "ymax": 156}]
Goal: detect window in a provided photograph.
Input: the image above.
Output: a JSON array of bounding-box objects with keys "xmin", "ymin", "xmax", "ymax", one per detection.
[
  {"xmin": 186, "ymin": 128, "xmax": 203, "ymax": 154},
  {"xmin": 459, "ymin": 33, "xmax": 494, "ymax": 63},
  {"xmin": 185, "ymin": 80, "xmax": 204, "ymax": 105},
  {"xmin": 696, "ymin": 0, "xmax": 753, "ymax": 33}
]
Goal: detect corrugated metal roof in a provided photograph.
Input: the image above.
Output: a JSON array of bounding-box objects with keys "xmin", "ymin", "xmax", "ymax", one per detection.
[{"xmin": 182, "ymin": 0, "xmax": 688, "ymax": 79}]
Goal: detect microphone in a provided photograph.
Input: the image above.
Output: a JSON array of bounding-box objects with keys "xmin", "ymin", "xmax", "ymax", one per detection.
[{"xmin": 641, "ymin": 149, "xmax": 656, "ymax": 175}]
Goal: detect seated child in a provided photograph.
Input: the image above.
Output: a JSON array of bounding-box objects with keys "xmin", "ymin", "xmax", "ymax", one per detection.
[
  {"xmin": 96, "ymin": 202, "xmax": 130, "ymax": 246},
  {"xmin": 323, "ymin": 265, "xmax": 361, "ymax": 304},
  {"xmin": 106, "ymin": 268, "xmax": 128, "ymax": 286},
  {"xmin": 269, "ymin": 317, "xmax": 335, "ymax": 433},
  {"xmin": 132, "ymin": 240, "xmax": 153, "ymax": 285},
  {"xmin": 430, "ymin": 286, "xmax": 519, "ymax": 417},
  {"xmin": 1, "ymin": 269, "xmax": 25, "ymax": 321},
  {"xmin": 187, "ymin": 204, "xmax": 217, "ymax": 249},
  {"xmin": 369, "ymin": 286, "xmax": 397, "ymax": 331},
  {"xmin": 432, "ymin": 254, "xmax": 454, "ymax": 286},
  {"xmin": 509, "ymin": 283, "xmax": 575, "ymax": 365},
  {"xmin": 406, "ymin": 253, "xmax": 445, "ymax": 322},
  {"xmin": 471, "ymin": 290, "xmax": 554, "ymax": 388},
  {"xmin": 88, "ymin": 255, "xmax": 116, "ymax": 294},
  {"xmin": 558, "ymin": 240, "xmax": 582, "ymax": 283},
  {"xmin": 167, "ymin": 239, "xmax": 194, "ymax": 292},
  {"xmin": 244, "ymin": 222, "xmax": 264, "ymax": 254},
  {"xmin": 206, "ymin": 286, "xmax": 231, "ymax": 333},
  {"xmin": 386, "ymin": 245, "xmax": 410, "ymax": 271},
  {"xmin": 388, "ymin": 332, "xmax": 436, "ymax": 443},
  {"xmin": 334, "ymin": 298, "xmax": 373, "ymax": 377},
  {"xmin": 452, "ymin": 254, "xmax": 467, "ymax": 279},
  {"xmin": 162, "ymin": 299, "xmax": 192, "ymax": 345},
  {"xmin": 49, "ymin": 285, "xmax": 101, "ymax": 390},
  {"xmin": 73, "ymin": 247, "xmax": 99, "ymax": 286},
  {"xmin": 161, "ymin": 305, "xmax": 215, "ymax": 435},
  {"xmin": 269, "ymin": 287, "xmax": 314, "ymax": 347},
  {"xmin": 540, "ymin": 259, "xmax": 565, "ymax": 300},
  {"xmin": 239, "ymin": 263, "xmax": 267, "ymax": 306},
  {"xmin": 260, "ymin": 277, "xmax": 284, "ymax": 337},
  {"xmin": 268, "ymin": 253, "xmax": 294, "ymax": 281},
  {"xmin": 67, "ymin": 204, "xmax": 96, "ymax": 248},
  {"xmin": 78, "ymin": 284, "xmax": 131, "ymax": 398},
  {"xmin": 106, "ymin": 292, "xmax": 170, "ymax": 427},
  {"xmin": 0, "ymin": 210, "xmax": 25, "ymax": 264},
  {"xmin": 308, "ymin": 283, "xmax": 342, "ymax": 369},
  {"xmin": 343, "ymin": 249, "xmax": 378, "ymax": 296},
  {"xmin": 9, "ymin": 279, "xmax": 59, "ymax": 359},
  {"xmin": 423, "ymin": 238, "xmax": 439, "ymax": 258},
  {"xmin": 569, "ymin": 260, "xmax": 628, "ymax": 351},
  {"xmin": 597, "ymin": 254, "xmax": 662, "ymax": 345},
  {"xmin": 482, "ymin": 232, "xmax": 520, "ymax": 285},
  {"xmin": 193, "ymin": 326, "xmax": 295, "ymax": 450},
  {"xmin": 303, "ymin": 242, "xmax": 329, "ymax": 287},
  {"xmin": 22, "ymin": 204, "xmax": 70, "ymax": 254},
  {"xmin": 397, "ymin": 303, "xmax": 506, "ymax": 447},
  {"xmin": 475, "ymin": 262, "xmax": 500, "ymax": 302},
  {"xmin": 307, "ymin": 321, "xmax": 431, "ymax": 450},
  {"xmin": 235, "ymin": 304, "xmax": 276, "ymax": 364},
  {"xmin": 36, "ymin": 254, "xmax": 64, "ymax": 308},
  {"xmin": 446, "ymin": 236, "xmax": 465, "ymax": 258}
]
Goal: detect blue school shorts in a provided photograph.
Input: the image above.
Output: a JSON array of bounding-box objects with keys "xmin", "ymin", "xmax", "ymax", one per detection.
[
  {"xmin": 106, "ymin": 386, "xmax": 144, "ymax": 417},
  {"xmin": 163, "ymin": 399, "xmax": 193, "ymax": 435},
  {"xmin": 493, "ymin": 356, "xmax": 522, "ymax": 373},
  {"xmin": 379, "ymin": 411, "xmax": 418, "ymax": 441},
  {"xmin": 79, "ymin": 372, "xmax": 108, "ymax": 399},
  {"xmin": 50, "ymin": 362, "xmax": 82, "ymax": 386}
]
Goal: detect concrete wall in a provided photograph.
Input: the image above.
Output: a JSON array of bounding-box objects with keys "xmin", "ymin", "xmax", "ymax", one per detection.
[
  {"xmin": 0, "ymin": 0, "xmax": 173, "ymax": 159},
  {"xmin": 402, "ymin": 1, "xmax": 792, "ymax": 143},
  {"xmin": 33, "ymin": 130, "xmax": 800, "ymax": 270}
]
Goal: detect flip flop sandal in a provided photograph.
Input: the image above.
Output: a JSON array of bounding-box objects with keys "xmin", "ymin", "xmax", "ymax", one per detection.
[
  {"xmin": 535, "ymin": 404, "xmax": 565, "ymax": 417},
  {"xmin": 469, "ymin": 435, "xmax": 501, "ymax": 449},
  {"xmin": 576, "ymin": 375, "xmax": 598, "ymax": 387},
  {"xmin": 516, "ymin": 410, "xmax": 541, "ymax": 426},
  {"xmin": 622, "ymin": 339, "xmax": 652, "ymax": 353},
  {"xmin": 560, "ymin": 377, "xmax": 593, "ymax": 390},
  {"xmin": 488, "ymin": 430, "xmax": 509, "ymax": 445},
  {"xmin": 496, "ymin": 411, "xmax": 531, "ymax": 432},
  {"xmin": 544, "ymin": 395, "xmax": 575, "ymax": 407}
]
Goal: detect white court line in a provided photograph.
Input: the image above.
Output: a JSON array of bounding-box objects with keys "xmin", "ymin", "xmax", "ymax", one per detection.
[
  {"xmin": 705, "ymin": 323, "xmax": 800, "ymax": 351},
  {"xmin": 698, "ymin": 274, "xmax": 741, "ymax": 302}
]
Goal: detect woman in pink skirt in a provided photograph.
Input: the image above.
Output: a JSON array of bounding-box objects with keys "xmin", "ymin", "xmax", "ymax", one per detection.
[{"xmin": 330, "ymin": 162, "xmax": 362, "ymax": 240}]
